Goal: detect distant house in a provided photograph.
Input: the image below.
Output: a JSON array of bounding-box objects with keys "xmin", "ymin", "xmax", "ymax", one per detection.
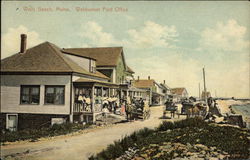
[
  {"xmin": 171, "ymin": 88, "xmax": 188, "ymax": 102},
  {"xmin": 1, "ymin": 34, "xmax": 140, "ymax": 131},
  {"xmin": 133, "ymin": 77, "xmax": 165, "ymax": 105},
  {"xmin": 160, "ymin": 80, "xmax": 172, "ymax": 102}
]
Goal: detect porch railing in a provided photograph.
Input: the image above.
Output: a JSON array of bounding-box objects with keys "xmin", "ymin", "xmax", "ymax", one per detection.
[{"xmin": 73, "ymin": 102, "xmax": 92, "ymax": 113}]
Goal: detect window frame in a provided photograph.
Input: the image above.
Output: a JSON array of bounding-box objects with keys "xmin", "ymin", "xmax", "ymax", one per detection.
[
  {"xmin": 44, "ymin": 85, "xmax": 65, "ymax": 105},
  {"xmin": 20, "ymin": 85, "xmax": 40, "ymax": 105},
  {"xmin": 6, "ymin": 114, "xmax": 18, "ymax": 131}
]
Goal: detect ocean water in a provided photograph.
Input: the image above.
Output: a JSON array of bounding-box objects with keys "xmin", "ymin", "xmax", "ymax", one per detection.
[{"xmin": 231, "ymin": 104, "xmax": 250, "ymax": 128}]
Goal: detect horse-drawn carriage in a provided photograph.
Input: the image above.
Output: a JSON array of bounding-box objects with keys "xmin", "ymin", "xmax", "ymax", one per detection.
[
  {"xmin": 182, "ymin": 101, "xmax": 208, "ymax": 119},
  {"xmin": 164, "ymin": 100, "xmax": 179, "ymax": 118},
  {"xmin": 127, "ymin": 99, "xmax": 150, "ymax": 120}
]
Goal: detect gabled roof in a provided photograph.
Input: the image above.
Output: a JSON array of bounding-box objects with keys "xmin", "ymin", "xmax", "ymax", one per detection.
[
  {"xmin": 160, "ymin": 83, "xmax": 170, "ymax": 90},
  {"xmin": 1, "ymin": 42, "xmax": 108, "ymax": 79},
  {"xmin": 171, "ymin": 88, "xmax": 187, "ymax": 95},
  {"xmin": 127, "ymin": 66, "xmax": 135, "ymax": 74},
  {"xmin": 133, "ymin": 79, "xmax": 155, "ymax": 88},
  {"xmin": 62, "ymin": 47, "xmax": 125, "ymax": 67}
]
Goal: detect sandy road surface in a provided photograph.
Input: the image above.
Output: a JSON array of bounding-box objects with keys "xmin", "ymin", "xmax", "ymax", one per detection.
[{"xmin": 1, "ymin": 106, "xmax": 183, "ymax": 160}]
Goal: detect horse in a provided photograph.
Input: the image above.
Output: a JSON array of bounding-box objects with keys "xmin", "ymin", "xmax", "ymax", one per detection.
[{"xmin": 186, "ymin": 102, "xmax": 207, "ymax": 119}]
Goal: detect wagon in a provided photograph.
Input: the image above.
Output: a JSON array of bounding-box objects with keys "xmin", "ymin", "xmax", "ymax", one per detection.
[
  {"xmin": 182, "ymin": 101, "xmax": 208, "ymax": 119},
  {"xmin": 164, "ymin": 101, "xmax": 178, "ymax": 118},
  {"xmin": 129, "ymin": 99, "xmax": 150, "ymax": 120}
]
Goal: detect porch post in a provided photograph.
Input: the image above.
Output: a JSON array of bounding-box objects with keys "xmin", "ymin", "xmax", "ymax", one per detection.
[
  {"xmin": 101, "ymin": 87, "xmax": 104, "ymax": 111},
  {"xmin": 126, "ymin": 90, "xmax": 129, "ymax": 100},
  {"xmin": 108, "ymin": 88, "xmax": 110, "ymax": 97},
  {"xmin": 69, "ymin": 75, "xmax": 74, "ymax": 123},
  {"xmin": 91, "ymin": 85, "xmax": 96, "ymax": 122}
]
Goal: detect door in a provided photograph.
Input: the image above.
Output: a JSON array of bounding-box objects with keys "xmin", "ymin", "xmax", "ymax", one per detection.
[{"xmin": 7, "ymin": 114, "xmax": 18, "ymax": 131}]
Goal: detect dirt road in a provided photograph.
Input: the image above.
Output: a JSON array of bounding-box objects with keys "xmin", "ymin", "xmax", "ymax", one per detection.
[{"xmin": 1, "ymin": 106, "xmax": 183, "ymax": 160}]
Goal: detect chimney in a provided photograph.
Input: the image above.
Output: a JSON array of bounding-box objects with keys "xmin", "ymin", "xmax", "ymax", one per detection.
[
  {"xmin": 148, "ymin": 76, "xmax": 150, "ymax": 80},
  {"xmin": 20, "ymin": 34, "xmax": 27, "ymax": 53},
  {"xmin": 164, "ymin": 80, "xmax": 166, "ymax": 84},
  {"xmin": 137, "ymin": 76, "xmax": 140, "ymax": 81}
]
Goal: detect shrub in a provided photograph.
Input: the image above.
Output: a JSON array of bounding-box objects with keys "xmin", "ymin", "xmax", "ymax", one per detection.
[
  {"xmin": 1, "ymin": 123, "xmax": 90, "ymax": 143},
  {"xmin": 157, "ymin": 117, "xmax": 208, "ymax": 131},
  {"xmin": 90, "ymin": 118, "xmax": 250, "ymax": 160}
]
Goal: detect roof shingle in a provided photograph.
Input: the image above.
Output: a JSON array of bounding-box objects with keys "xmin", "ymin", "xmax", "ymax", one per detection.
[
  {"xmin": 171, "ymin": 88, "xmax": 187, "ymax": 95},
  {"xmin": 133, "ymin": 79, "xmax": 155, "ymax": 88},
  {"xmin": 1, "ymin": 42, "xmax": 108, "ymax": 79},
  {"xmin": 62, "ymin": 47, "xmax": 123, "ymax": 67}
]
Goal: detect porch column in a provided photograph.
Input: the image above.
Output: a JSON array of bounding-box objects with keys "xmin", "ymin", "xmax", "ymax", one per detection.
[
  {"xmin": 101, "ymin": 87, "xmax": 104, "ymax": 110},
  {"xmin": 108, "ymin": 88, "xmax": 110, "ymax": 98},
  {"xmin": 69, "ymin": 81, "xmax": 74, "ymax": 123},
  {"xmin": 126, "ymin": 90, "xmax": 129, "ymax": 100},
  {"xmin": 91, "ymin": 85, "xmax": 96, "ymax": 122},
  {"xmin": 101, "ymin": 87, "xmax": 104, "ymax": 97}
]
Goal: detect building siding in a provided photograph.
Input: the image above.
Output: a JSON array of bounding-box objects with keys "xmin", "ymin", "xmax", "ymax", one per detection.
[
  {"xmin": 64, "ymin": 54, "xmax": 91, "ymax": 71},
  {"xmin": 1, "ymin": 75, "xmax": 71, "ymax": 115},
  {"xmin": 116, "ymin": 56, "xmax": 126, "ymax": 84}
]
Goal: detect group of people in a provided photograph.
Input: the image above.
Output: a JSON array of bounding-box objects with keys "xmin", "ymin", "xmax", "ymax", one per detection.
[
  {"xmin": 77, "ymin": 92, "xmax": 147, "ymax": 121},
  {"xmin": 77, "ymin": 94, "xmax": 91, "ymax": 112},
  {"xmin": 125, "ymin": 97, "xmax": 146, "ymax": 121},
  {"xmin": 163, "ymin": 96, "xmax": 222, "ymax": 119}
]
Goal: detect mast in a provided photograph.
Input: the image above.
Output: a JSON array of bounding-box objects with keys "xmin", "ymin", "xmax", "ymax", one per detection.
[{"xmin": 203, "ymin": 67, "xmax": 207, "ymax": 103}]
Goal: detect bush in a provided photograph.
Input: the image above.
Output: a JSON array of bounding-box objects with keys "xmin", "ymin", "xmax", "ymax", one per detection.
[
  {"xmin": 90, "ymin": 118, "xmax": 250, "ymax": 160},
  {"xmin": 157, "ymin": 117, "xmax": 208, "ymax": 131},
  {"xmin": 1, "ymin": 123, "xmax": 90, "ymax": 143},
  {"xmin": 89, "ymin": 128, "xmax": 154, "ymax": 160}
]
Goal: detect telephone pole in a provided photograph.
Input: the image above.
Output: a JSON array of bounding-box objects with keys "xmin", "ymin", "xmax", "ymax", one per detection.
[
  {"xmin": 203, "ymin": 67, "xmax": 207, "ymax": 103},
  {"xmin": 199, "ymin": 83, "xmax": 201, "ymax": 100}
]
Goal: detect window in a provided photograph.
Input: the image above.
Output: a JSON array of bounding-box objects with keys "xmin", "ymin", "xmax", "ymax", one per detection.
[
  {"xmin": 6, "ymin": 114, "xmax": 18, "ymax": 131},
  {"xmin": 20, "ymin": 85, "xmax": 40, "ymax": 104},
  {"xmin": 91, "ymin": 66, "xmax": 96, "ymax": 73},
  {"xmin": 45, "ymin": 86, "xmax": 65, "ymax": 105}
]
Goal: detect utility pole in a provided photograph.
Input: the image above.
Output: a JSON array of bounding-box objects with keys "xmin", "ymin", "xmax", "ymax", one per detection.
[
  {"xmin": 203, "ymin": 67, "xmax": 207, "ymax": 103},
  {"xmin": 199, "ymin": 83, "xmax": 201, "ymax": 100}
]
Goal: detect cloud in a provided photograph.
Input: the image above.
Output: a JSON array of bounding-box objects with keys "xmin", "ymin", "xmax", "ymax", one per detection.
[
  {"xmin": 205, "ymin": 57, "xmax": 250, "ymax": 98},
  {"xmin": 128, "ymin": 53, "xmax": 203, "ymax": 97},
  {"xmin": 1, "ymin": 25, "xmax": 43, "ymax": 59},
  {"xmin": 125, "ymin": 21, "xmax": 178, "ymax": 48},
  {"xmin": 79, "ymin": 21, "xmax": 119, "ymax": 47},
  {"xmin": 199, "ymin": 19, "xmax": 250, "ymax": 52},
  {"xmin": 124, "ymin": 15, "xmax": 135, "ymax": 21},
  {"xmin": 79, "ymin": 21, "xmax": 178, "ymax": 49},
  {"xmin": 128, "ymin": 50, "xmax": 249, "ymax": 98}
]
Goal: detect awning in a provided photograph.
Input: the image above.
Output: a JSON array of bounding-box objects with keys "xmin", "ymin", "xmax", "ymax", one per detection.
[{"xmin": 74, "ymin": 78, "xmax": 119, "ymax": 88}]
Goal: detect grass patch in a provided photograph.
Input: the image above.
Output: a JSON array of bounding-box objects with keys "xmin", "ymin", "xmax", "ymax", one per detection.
[
  {"xmin": 90, "ymin": 117, "xmax": 250, "ymax": 160},
  {"xmin": 1, "ymin": 123, "xmax": 90, "ymax": 143}
]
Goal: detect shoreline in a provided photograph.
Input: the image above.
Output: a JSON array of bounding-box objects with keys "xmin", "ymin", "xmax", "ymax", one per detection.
[{"xmin": 216, "ymin": 99, "xmax": 250, "ymax": 128}]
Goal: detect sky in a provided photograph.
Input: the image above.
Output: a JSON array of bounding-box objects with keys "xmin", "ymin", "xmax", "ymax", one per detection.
[{"xmin": 1, "ymin": 1, "xmax": 250, "ymax": 98}]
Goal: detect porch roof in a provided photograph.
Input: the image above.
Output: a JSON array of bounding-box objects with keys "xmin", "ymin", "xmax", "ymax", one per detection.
[
  {"xmin": 152, "ymin": 91, "xmax": 165, "ymax": 97},
  {"xmin": 73, "ymin": 78, "xmax": 119, "ymax": 88}
]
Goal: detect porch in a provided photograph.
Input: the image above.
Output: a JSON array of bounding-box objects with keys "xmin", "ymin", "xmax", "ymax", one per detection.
[{"xmin": 73, "ymin": 78, "xmax": 120, "ymax": 122}]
